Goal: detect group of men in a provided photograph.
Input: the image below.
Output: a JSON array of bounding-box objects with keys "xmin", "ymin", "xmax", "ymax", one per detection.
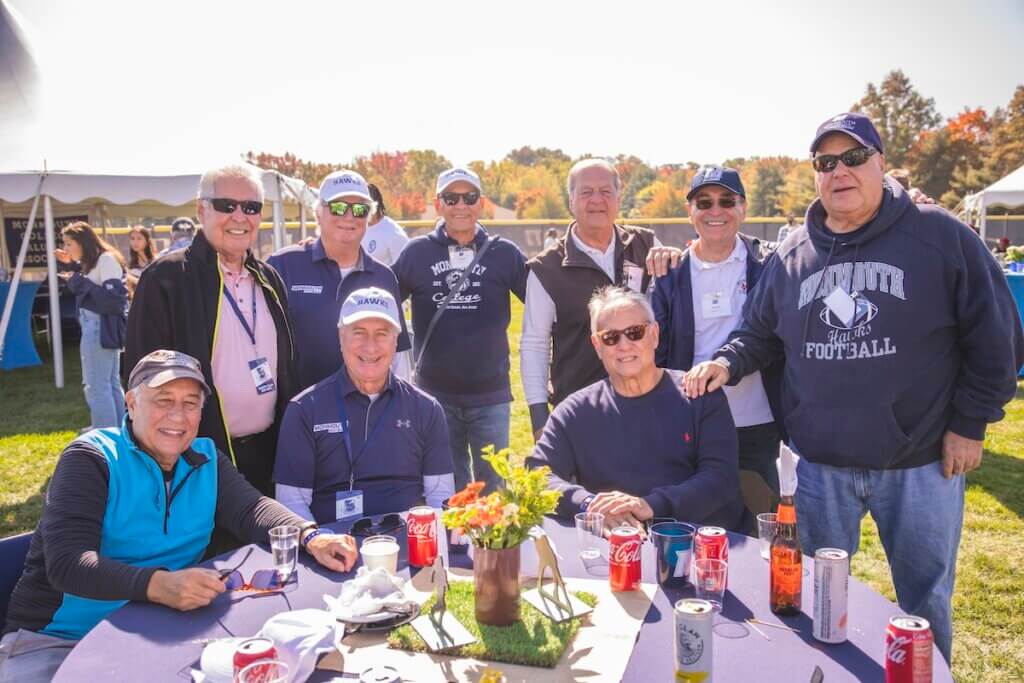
[{"xmin": 2, "ymin": 110, "xmax": 1021, "ymax": 679}]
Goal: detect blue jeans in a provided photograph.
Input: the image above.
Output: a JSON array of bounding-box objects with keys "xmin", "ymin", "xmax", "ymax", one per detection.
[
  {"xmin": 441, "ymin": 401, "xmax": 510, "ymax": 494},
  {"xmin": 78, "ymin": 310, "xmax": 125, "ymax": 429},
  {"xmin": 795, "ymin": 457, "xmax": 964, "ymax": 663}
]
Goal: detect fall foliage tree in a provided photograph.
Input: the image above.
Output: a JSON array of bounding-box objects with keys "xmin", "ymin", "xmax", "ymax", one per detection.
[{"xmin": 852, "ymin": 70, "xmax": 942, "ymax": 168}]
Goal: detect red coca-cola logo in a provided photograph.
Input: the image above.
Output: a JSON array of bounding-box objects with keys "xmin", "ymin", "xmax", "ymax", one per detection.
[
  {"xmin": 886, "ymin": 635, "xmax": 910, "ymax": 664},
  {"xmin": 408, "ymin": 519, "xmax": 436, "ymax": 538},
  {"xmin": 610, "ymin": 539, "xmax": 641, "ymax": 564}
]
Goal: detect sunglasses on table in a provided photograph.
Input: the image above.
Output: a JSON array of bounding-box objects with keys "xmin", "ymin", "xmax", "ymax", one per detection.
[
  {"xmin": 351, "ymin": 513, "xmax": 404, "ymax": 538},
  {"xmin": 812, "ymin": 146, "xmax": 877, "ymax": 173},
  {"xmin": 203, "ymin": 197, "xmax": 263, "ymax": 215},
  {"xmin": 692, "ymin": 195, "xmax": 740, "ymax": 211},
  {"xmin": 440, "ymin": 191, "xmax": 480, "ymax": 206},
  {"xmin": 217, "ymin": 548, "xmax": 291, "ymax": 593},
  {"xmin": 325, "ymin": 200, "xmax": 373, "ymax": 218},
  {"xmin": 596, "ymin": 322, "xmax": 650, "ymax": 347}
]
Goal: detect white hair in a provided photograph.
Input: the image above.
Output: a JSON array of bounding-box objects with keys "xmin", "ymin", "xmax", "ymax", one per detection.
[
  {"xmin": 588, "ymin": 286, "xmax": 655, "ymax": 334},
  {"xmin": 197, "ymin": 164, "xmax": 264, "ymax": 201},
  {"xmin": 567, "ymin": 158, "xmax": 622, "ymax": 197}
]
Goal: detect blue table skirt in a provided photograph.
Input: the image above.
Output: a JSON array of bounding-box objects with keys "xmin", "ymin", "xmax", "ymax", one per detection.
[{"xmin": 0, "ymin": 280, "xmax": 42, "ymax": 371}]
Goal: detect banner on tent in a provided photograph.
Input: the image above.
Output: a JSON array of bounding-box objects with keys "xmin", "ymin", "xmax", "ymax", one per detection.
[{"xmin": 4, "ymin": 215, "xmax": 88, "ymax": 269}]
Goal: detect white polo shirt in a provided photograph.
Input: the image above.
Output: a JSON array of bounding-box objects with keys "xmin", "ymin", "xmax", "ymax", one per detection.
[{"xmin": 690, "ymin": 237, "xmax": 774, "ymax": 428}]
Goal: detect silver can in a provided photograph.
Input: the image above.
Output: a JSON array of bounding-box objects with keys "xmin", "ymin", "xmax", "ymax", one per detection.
[
  {"xmin": 813, "ymin": 547, "xmax": 849, "ymax": 643},
  {"xmin": 674, "ymin": 598, "xmax": 714, "ymax": 682}
]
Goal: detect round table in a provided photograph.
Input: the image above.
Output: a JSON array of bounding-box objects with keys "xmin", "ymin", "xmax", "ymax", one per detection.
[{"xmin": 54, "ymin": 517, "xmax": 953, "ymax": 682}]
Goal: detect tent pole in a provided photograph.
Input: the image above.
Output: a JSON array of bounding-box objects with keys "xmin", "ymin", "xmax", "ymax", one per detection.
[
  {"xmin": 272, "ymin": 174, "xmax": 284, "ymax": 252},
  {"xmin": 0, "ymin": 178, "xmax": 44, "ymax": 362},
  {"xmin": 979, "ymin": 195, "xmax": 988, "ymax": 244},
  {"xmin": 44, "ymin": 196, "xmax": 64, "ymax": 388},
  {"xmin": 300, "ymin": 204, "xmax": 307, "ymax": 240}
]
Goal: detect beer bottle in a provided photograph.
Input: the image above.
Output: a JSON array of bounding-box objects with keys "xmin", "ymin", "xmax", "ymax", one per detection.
[{"xmin": 770, "ymin": 493, "xmax": 802, "ymax": 615}]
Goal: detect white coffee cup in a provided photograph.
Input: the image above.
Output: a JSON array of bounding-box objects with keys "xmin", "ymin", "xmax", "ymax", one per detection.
[{"xmin": 361, "ymin": 535, "xmax": 399, "ymax": 574}]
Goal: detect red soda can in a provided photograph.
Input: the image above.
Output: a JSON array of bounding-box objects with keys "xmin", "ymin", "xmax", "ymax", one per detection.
[
  {"xmin": 885, "ymin": 616, "xmax": 933, "ymax": 683},
  {"xmin": 694, "ymin": 526, "xmax": 729, "ymax": 587},
  {"xmin": 609, "ymin": 525, "xmax": 642, "ymax": 592},
  {"xmin": 407, "ymin": 506, "xmax": 438, "ymax": 568},
  {"xmin": 233, "ymin": 637, "xmax": 277, "ymax": 677}
]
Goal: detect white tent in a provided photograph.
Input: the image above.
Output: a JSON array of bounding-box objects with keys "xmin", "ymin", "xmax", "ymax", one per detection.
[
  {"xmin": 962, "ymin": 163, "xmax": 1024, "ymax": 241},
  {"xmin": 0, "ymin": 165, "xmax": 318, "ymax": 387}
]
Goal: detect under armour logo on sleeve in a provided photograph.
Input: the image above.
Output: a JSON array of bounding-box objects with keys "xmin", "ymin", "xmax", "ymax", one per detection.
[{"xmin": 396, "ymin": 419, "xmax": 411, "ymax": 428}]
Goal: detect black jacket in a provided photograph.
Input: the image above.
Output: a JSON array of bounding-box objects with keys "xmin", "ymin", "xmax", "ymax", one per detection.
[{"xmin": 124, "ymin": 232, "xmax": 298, "ymax": 462}]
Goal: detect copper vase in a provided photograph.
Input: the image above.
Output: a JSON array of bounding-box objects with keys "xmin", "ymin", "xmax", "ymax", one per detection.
[{"xmin": 473, "ymin": 545, "xmax": 521, "ymax": 626}]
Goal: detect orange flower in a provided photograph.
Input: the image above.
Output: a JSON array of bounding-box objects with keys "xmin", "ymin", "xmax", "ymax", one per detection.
[{"xmin": 448, "ymin": 481, "xmax": 486, "ymax": 508}]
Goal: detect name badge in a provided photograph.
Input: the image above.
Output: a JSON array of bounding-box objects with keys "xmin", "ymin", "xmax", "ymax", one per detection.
[
  {"xmin": 702, "ymin": 291, "xmax": 732, "ymax": 318},
  {"xmin": 248, "ymin": 357, "xmax": 277, "ymax": 395},
  {"xmin": 823, "ymin": 288, "xmax": 856, "ymax": 327},
  {"xmin": 623, "ymin": 264, "xmax": 644, "ymax": 293},
  {"xmin": 336, "ymin": 489, "xmax": 364, "ymax": 521},
  {"xmin": 448, "ymin": 245, "xmax": 475, "ymax": 270}
]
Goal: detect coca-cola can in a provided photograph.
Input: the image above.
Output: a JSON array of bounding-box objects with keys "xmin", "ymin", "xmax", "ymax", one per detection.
[
  {"xmin": 813, "ymin": 548, "xmax": 849, "ymax": 644},
  {"xmin": 407, "ymin": 506, "xmax": 438, "ymax": 568},
  {"xmin": 233, "ymin": 637, "xmax": 277, "ymax": 677},
  {"xmin": 694, "ymin": 526, "xmax": 729, "ymax": 587},
  {"xmin": 885, "ymin": 616, "xmax": 933, "ymax": 683},
  {"xmin": 609, "ymin": 525, "xmax": 642, "ymax": 592}
]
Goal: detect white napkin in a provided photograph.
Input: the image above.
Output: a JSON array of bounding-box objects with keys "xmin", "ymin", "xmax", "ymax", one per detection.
[
  {"xmin": 322, "ymin": 566, "xmax": 413, "ymax": 620},
  {"xmin": 778, "ymin": 442, "xmax": 799, "ymax": 497},
  {"xmin": 195, "ymin": 609, "xmax": 337, "ymax": 683}
]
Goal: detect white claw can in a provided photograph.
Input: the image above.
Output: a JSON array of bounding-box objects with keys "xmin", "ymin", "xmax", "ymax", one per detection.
[
  {"xmin": 674, "ymin": 598, "xmax": 714, "ymax": 682},
  {"xmin": 813, "ymin": 547, "xmax": 849, "ymax": 643}
]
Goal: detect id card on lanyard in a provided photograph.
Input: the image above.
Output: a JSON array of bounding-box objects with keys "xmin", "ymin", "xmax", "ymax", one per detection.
[
  {"xmin": 223, "ymin": 278, "xmax": 276, "ymax": 395},
  {"xmin": 334, "ymin": 382, "xmax": 394, "ymax": 521}
]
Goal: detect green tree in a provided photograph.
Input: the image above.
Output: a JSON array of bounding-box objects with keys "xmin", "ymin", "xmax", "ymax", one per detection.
[
  {"xmin": 631, "ymin": 179, "xmax": 688, "ymax": 218},
  {"xmin": 852, "ymin": 70, "xmax": 941, "ymax": 167},
  {"xmin": 777, "ymin": 163, "xmax": 817, "ymax": 217},
  {"xmin": 514, "ymin": 166, "xmax": 569, "ymax": 219},
  {"xmin": 405, "ymin": 149, "xmax": 451, "ymax": 197},
  {"xmin": 748, "ymin": 159, "xmax": 789, "ymax": 217}
]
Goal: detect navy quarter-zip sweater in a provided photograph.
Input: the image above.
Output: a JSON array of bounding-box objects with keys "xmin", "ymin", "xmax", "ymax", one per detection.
[{"xmin": 716, "ymin": 178, "xmax": 1024, "ymax": 470}]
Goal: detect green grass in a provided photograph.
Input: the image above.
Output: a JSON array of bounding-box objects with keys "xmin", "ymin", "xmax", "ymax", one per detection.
[
  {"xmin": 387, "ymin": 579, "xmax": 598, "ymax": 667},
  {"xmin": 2, "ymin": 301, "xmax": 1024, "ymax": 680}
]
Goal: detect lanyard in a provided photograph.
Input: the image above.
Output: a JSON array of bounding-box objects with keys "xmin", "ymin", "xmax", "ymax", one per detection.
[
  {"xmin": 222, "ymin": 278, "xmax": 257, "ymax": 346},
  {"xmin": 335, "ymin": 381, "xmax": 394, "ymax": 490}
]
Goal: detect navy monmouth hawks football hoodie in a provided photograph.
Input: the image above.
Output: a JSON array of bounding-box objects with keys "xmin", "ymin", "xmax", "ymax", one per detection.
[{"xmin": 716, "ymin": 178, "xmax": 1024, "ymax": 470}]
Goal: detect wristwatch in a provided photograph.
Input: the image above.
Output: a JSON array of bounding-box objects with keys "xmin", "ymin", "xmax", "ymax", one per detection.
[{"xmin": 580, "ymin": 495, "xmax": 596, "ymax": 513}]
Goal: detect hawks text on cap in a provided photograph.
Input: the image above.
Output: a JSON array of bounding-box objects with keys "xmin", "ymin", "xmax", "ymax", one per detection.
[
  {"xmin": 319, "ymin": 169, "xmax": 373, "ymax": 204},
  {"xmin": 435, "ymin": 166, "xmax": 482, "ymax": 195},
  {"xmin": 338, "ymin": 286, "xmax": 402, "ymax": 332}
]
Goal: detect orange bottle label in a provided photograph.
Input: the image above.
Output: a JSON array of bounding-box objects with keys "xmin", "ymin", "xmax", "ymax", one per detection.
[{"xmin": 772, "ymin": 555, "xmax": 802, "ymax": 593}]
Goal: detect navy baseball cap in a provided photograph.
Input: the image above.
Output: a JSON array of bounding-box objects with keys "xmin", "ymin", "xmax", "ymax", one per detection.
[
  {"xmin": 810, "ymin": 112, "xmax": 884, "ymax": 155},
  {"xmin": 687, "ymin": 166, "xmax": 746, "ymax": 201}
]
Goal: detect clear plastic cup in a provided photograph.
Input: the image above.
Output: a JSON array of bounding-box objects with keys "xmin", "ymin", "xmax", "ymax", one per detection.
[
  {"xmin": 574, "ymin": 511, "xmax": 605, "ymax": 561},
  {"xmin": 361, "ymin": 534, "xmax": 399, "ymax": 574},
  {"xmin": 757, "ymin": 513, "xmax": 778, "ymax": 561},
  {"xmin": 693, "ymin": 558, "xmax": 728, "ymax": 612}
]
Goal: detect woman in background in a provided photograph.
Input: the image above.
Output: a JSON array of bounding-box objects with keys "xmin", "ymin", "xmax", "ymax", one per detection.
[
  {"xmin": 125, "ymin": 225, "xmax": 155, "ymax": 296},
  {"xmin": 55, "ymin": 222, "xmax": 127, "ymax": 429},
  {"xmin": 362, "ymin": 183, "xmax": 409, "ymax": 267}
]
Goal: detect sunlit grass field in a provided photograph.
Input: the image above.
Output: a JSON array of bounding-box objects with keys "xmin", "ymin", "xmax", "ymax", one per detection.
[{"xmin": 2, "ymin": 298, "xmax": 1022, "ymax": 680}]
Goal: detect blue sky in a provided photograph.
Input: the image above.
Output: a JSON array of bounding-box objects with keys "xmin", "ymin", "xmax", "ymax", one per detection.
[{"xmin": 4, "ymin": 0, "xmax": 1023, "ymax": 172}]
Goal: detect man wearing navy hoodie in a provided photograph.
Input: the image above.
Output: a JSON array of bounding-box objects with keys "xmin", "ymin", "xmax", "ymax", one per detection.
[
  {"xmin": 392, "ymin": 167, "xmax": 528, "ymax": 493},
  {"xmin": 684, "ymin": 112, "xmax": 1024, "ymax": 663}
]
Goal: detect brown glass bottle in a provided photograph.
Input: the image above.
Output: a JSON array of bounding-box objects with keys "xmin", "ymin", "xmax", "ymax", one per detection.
[{"xmin": 770, "ymin": 494, "xmax": 802, "ymax": 615}]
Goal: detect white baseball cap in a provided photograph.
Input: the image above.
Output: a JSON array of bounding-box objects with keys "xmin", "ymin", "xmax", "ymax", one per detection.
[
  {"xmin": 435, "ymin": 166, "xmax": 482, "ymax": 195},
  {"xmin": 319, "ymin": 170, "xmax": 372, "ymax": 204},
  {"xmin": 338, "ymin": 287, "xmax": 401, "ymax": 332}
]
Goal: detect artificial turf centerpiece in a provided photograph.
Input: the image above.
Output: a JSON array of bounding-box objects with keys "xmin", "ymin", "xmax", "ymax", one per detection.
[
  {"xmin": 387, "ymin": 580, "xmax": 598, "ymax": 668},
  {"xmin": 441, "ymin": 446, "xmax": 561, "ymax": 626}
]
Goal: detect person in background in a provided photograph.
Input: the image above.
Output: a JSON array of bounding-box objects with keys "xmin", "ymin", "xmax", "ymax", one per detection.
[
  {"xmin": 543, "ymin": 227, "xmax": 559, "ymax": 251},
  {"xmin": 362, "ymin": 183, "xmax": 410, "ymax": 267},
  {"xmin": 0, "ymin": 350, "xmax": 357, "ymax": 683},
  {"xmin": 125, "ymin": 225, "xmax": 155, "ymax": 297},
  {"xmin": 126, "ymin": 164, "xmax": 298, "ymax": 496},
  {"xmin": 159, "ymin": 217, "xmax": 197, "ymax": 256},
  {"xmin": 777, "ymin": 214, "xmax": 799, "ymax": 243},
  {"xmin": 55, "ymin": 222, "xmax": 127, "ymax": 429}
]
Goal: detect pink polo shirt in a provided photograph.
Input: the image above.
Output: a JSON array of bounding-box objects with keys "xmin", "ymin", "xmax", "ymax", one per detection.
[{"xmin": 211, "ymin": 262, "xmax": 278, "ymax": 437}]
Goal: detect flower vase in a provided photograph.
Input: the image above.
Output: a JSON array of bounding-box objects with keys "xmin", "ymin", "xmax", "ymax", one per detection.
[{"xmin": 473, "ymin": 545, "xmax": 521, "ymax": 626}]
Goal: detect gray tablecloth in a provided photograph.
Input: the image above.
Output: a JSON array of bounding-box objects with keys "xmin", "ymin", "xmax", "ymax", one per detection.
[{"xmin": 53, "ymin": 517, "xmax": 953, "ymax": 682}]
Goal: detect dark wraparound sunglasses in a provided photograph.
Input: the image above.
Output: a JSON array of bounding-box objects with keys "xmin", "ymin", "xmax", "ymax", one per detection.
[
  {"xmin": 351, "ymin": 513, "xmax": 404, "ymax": 537},
  {"xmin": 204, "ymin": 197, "xmax": 263, "ymax": 215},
  {"xmin": 693, "ymin": 195, "xmax": 739, "ymax": 211},
  {"xmin": 326, "ymin": 200, "xmax": 372, "ymax": 218},
  {"xmin": 812, "ymin": 146, "xmax": 877, "ymax": 173},
  {"xmin": 597, "ymin": 322, "xmax": 650, "ymax": 347},
  {"xmin": 440, "ymin": 191, "xmax": 480, "ymax": 206}
]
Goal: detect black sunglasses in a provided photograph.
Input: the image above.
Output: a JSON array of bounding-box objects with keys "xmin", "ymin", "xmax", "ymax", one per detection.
[
  {"xmin": 351, "ymin": 513, "xmax": 404, "ymax": 538},
  {"xmin": 326, "ymin": 200, "xmax": 372, "ymax": 218},
  {"xmin": 440, "ymin": 191, "xmax": 480, "ymax": 206},
  {"xmin": 693, "ymin": 195, "xmax": 739, "ymax": 211},
  {"xmin": 204, "ymin": 197, "xmax": 263, "ymax": 216},
  {"xmin": 812, "ymin": 146, "xmax": 877, "ymax": 173},
  {"xmin": 597, "ymin": 322, "xmax": 650, "ymax": 347}
]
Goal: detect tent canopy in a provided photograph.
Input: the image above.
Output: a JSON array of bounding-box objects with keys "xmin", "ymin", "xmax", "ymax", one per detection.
[{"xmin": 963, "ymin": 164, "xmax": 1024, "ymax": 240}]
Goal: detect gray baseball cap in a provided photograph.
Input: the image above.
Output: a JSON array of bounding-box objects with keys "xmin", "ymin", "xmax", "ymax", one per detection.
[{"xmin": 127, "ymin": 350, "xmax": 211, "ymax": 395}]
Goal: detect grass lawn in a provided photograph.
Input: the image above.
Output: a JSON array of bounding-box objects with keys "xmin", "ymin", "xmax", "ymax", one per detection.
[{"xmin": 2, "ymin": 301, "xmax": 1023, "ymax": 681}]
